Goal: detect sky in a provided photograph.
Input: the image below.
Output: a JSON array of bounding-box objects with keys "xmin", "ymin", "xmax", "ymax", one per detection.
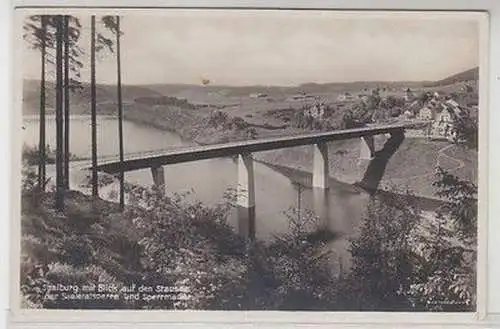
[{"xmin": 20, "ymin": 10, "xmax": 482, "ymax": 86}]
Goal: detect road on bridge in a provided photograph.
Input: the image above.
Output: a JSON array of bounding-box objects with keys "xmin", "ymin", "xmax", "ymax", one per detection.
[{"xmin": 91, "ymin": 121, "xmax": 428, "ymax": 174}]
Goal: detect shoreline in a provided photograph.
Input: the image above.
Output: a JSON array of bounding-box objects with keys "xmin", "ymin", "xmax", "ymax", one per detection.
[
  {"xmin": 22, "ymin": 107, "xmax": 473, "ymax": 204},
  {"xmin": 116, "ymin": 107, "xmax": 470, "ymax": 204}
]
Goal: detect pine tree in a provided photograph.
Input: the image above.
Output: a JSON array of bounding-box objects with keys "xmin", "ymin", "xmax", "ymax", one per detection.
[
  {"xmin": 63, "ymin": 16, "xmax": 71, "ymax": 189},
  {"xmin": 24, "ymin": 14, "xmax": 83, "ymax": 201},
  {"xmin": 100, "ymin": 15, "xmax": 124, "ymax": 208},
  {"xmin": 116, "ymin": 16, "xmax": 125, "ymax": 209},
  {"xmin": 38, "ymin": 16, "xmax": 47, "ymax": 191},
  {"xmin": 54, "ymin": 15, "xmax": 64, "ymax": 210},
  {"xmin": 90, "ymin": 15, "xmax": 98, "ymax": 197}
]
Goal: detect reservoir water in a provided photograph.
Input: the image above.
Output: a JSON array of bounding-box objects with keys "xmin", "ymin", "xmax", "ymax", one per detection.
[{"xmin": 23, "ymin": 115, "xmax": 372, "ymax": 271}]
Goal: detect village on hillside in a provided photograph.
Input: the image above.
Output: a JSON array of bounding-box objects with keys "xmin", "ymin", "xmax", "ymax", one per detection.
[{"xmin": 240, "ymin": 77, "xmax": 479, "ymax": 145}]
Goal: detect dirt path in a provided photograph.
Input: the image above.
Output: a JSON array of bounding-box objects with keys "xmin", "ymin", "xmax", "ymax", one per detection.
[
  {"xmin": 388, "ymin": 142, "xmax": 464, "ymax": 183},
  {"xmin": 436, "ymin": 143, "xmax": 465, "ymax": 170}
]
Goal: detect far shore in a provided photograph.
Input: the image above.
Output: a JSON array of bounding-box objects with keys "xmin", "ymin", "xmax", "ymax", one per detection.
[{"xmin": 22, "ymin": 111, "xmax": 462, "ymax": 207}]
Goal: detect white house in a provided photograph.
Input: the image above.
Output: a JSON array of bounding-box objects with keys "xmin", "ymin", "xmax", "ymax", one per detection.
[
  {"xmin": 250, "ymin": 93, "xmax": 268, "ymax": 99},
  {"xmin": 318, "ymin": 103, "xmax": 326, "ymax": 118},
  {"xmin": 337, "ymin": 92, "xmax": 354, "ymax": 101},
  {"xmin": 402, "ymin": 110, "xmax": 414, "ymax": 119},
  {"xmin": 445, "ymin": 99, "xmax": 460, "ymax": 108},
  {"xmin": 404, "ymin": 88, "xmax": 414, "ymax": 102},
  {"xmin": 310, "ymin": 104, "xmax": 320, "ymax": 119},
  {"xmin": 432, "ymin": 104, "xmax": 462, "ymax": 139},
  {"xmin": 418, "ymin": 106, "xmax": 434, "ymax": 120},
  {"xmin": 433, "ymin": 110, "xmax": 453, "ymax": 138}
]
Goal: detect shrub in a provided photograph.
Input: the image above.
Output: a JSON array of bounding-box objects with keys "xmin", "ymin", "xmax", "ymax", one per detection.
[
  {"xmin": 385, "ymin": 95, "xmax": 406, "ymax": 109},
  {"xmin": 22, "ymin": 144, "xmax": 55, "ymax": 166},
  {"xmin": 390, "ymin": 107, "xmax": 402, "ymax": 117},
  {"xmin": 21, "ymin": 163, "xmax": 476, "ymax": 311},
  {"xmin": 207, "ymin": 110, "xmax": 229, "ymax": 128},
  {"xmin": 449, "ymin": 107, "xmax": 478, "ymax": 150},
  {"xmin": 22, "ymin": 144, "xmax": 79, "ymax": 166},
  {"xmin": 344, "ymin": 170, "xmax": 477, "ymax": 312},
  {"xmin": 344, "ymin": 192, "xmax": 420, "ymax": 311},
  {"xmin": 126, "ymin": 185, "xmax": 248, "ymax": 309},
  {"xmin": 245, "ymin": 207, "xmax": 340, "ymax": 310},
  {"xmin": 232, "ymin": 116, "xmax": 249, "ymax": 131},
  {"xmin": 406, "ymin": 168, "xmax": 477, "ymax": 311}
]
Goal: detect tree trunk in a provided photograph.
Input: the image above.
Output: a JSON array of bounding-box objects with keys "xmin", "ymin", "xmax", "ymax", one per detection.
[
  {"xmin": 38, "ymin": 15, "xmax": 47, "ymax": 191},
  {"xmin": 55, "ymin": 15, "xmax": 64, "ymax": 210},
  {"xmin": 90, "ymin": 15, "xmax": 98, "ymax": 197},
  {"xmin": 116, "ymin": 16, "xmax": 125, "ymax": 209},
  {"xmin": 63, "ymin": 15, "xmax": 70, "ymax": 190}
]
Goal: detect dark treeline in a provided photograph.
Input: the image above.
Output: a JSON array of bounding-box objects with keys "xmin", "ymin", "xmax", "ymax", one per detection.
[{"xmin": 23, "ymin": 14, "xmax": 125, "ymax": 210}]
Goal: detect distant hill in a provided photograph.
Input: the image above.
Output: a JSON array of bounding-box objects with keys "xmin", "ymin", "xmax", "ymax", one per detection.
[
  {"xmin": 22, "ymin": 66, "xmax": 479, "ymax": 114},
  {"xmin": 296, "ymin": 80, "xmax": 430, "ymax": 94},
  {"xmin": 142, "ymin": 69, "xmax": 478, "ymax": 97},
  {"xmin": 22, "ymin": 79, "xmax": 163, "ymax": 114},
  {"xmin": 424, "ymin": 67, "xmax": 479, "ymax": 87}
]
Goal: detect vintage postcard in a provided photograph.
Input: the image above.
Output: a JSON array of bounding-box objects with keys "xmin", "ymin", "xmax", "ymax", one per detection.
[{"xmin": 12, "ymin": 8, "xmax": 487, "ymax": 317}]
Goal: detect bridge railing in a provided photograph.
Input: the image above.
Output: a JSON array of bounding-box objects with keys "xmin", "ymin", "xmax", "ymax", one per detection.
[{"xmin": 89, "ymin": 121, "xmax": 425, "ymax": 239}]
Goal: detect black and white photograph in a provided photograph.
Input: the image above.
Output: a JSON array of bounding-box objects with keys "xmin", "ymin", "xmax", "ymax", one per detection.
[{"xmin": 17, "ymin": 9, "xmax": 482, "ymax": 312}]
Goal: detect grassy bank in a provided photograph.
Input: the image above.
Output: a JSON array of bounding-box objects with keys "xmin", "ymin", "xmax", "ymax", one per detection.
[
  {"xmin": 23, "ymin": 86, "xmax": 477, "ymax": 200},
  {"xmin": 113, "ymin": 101, "xmax": 477, "ymax": 200},
  {"xmin": 21, "ymin": 188, "xmax": 248, "ymax": 309}
]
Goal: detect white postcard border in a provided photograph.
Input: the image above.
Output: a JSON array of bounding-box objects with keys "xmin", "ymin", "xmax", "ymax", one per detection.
[{"xmin": 7, "ymin": 1, "xmax": 499, "ymax": 328}]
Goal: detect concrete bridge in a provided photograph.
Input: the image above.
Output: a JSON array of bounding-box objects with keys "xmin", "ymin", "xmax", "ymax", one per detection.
[{"xmin": 92, "ymin": 121, "xmax": 426, "ymax": 239}]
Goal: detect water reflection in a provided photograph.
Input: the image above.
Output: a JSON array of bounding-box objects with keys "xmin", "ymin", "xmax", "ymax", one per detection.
[{"xmin": 24, "ymin": 116, "xmax": 373, "ymax": 271}]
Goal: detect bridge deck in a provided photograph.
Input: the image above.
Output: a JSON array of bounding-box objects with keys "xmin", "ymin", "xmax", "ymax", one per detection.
[{"xmin": 94, "ymin": 122, "xmax": 424, "ymax": 174}]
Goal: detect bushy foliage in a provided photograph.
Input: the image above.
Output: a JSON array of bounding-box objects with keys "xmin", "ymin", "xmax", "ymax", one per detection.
[
  {"xmin": 20, "ymin": 190, "xmax": 141, "ymax": 309},
  {"xmin": 452, "ymin": 90, "xmax": 479, "ymax": 108},
  {"xmin": 124, "ymin": 187, "xmax": 340, "ymax": 310},
  {"xmin": 20, "ymin": 173, "xmax": 345, "ymax": 310},
  {"xmin": 20, "ymin": 163, "xmax": 477, "ymax": 311},
  {"xmin": 417, "ymin": 91, "xmax": 432, "ymax": 104},
  {"xmin": 125, "ymin": 186, "xmax": 249, "ymax": 309},
  {"xmin": 384, "ymin": 95, "xmax": 406, "ymax": 109},
  {"xmin": 245, "ymin": 208, "xmax": 339, "ymax": 310},
  {"xmin": 344, "ymin": 171, "xmax": 477, "ymax": 312},
  {"xmin": 22, "ymin": 144, "xmax": 55, "ymax": 166},
  {"xmin": 432, "ymin": 167, "xmax": 477, "ymax": 234},
  {"xmin": 80, "ymin": 171, "xmax": 116, "ymax": 189},
  {"xmin": 343, "ymin": 192, "xmax": 421, "ymax": 311},
  {"xmin": 206, "ymin": 111, "xmax": 257, "ymax": 139},
  {"xmin": 407, "ymin": 211, "xmax": 476, "ymax": 311},
  {"xmin": 22, "ymin": 143, "xmax": 79, "ymax": 166},
  {"xmin": 340, "ymin": 103, "xmax": 372, "ymax": 129},
  {"xmin": 406, "ymin": 167, "xmax": 477, "ymax": 311},
  {"xmin": 134, "ymin": 96, "xmax": 197, "ymax": 110},
  {"xmin": 366, "ymin": 93, "xmax": 407, "ymax": 123},
  {"xmin": 21, "ymin": 165, "xmax": 39, "ymax": 194},
  {"xmin": 449, "ymin": 107, "xmax": 478, "ymax": 150},
  {"xmin": 293, "ymin": 103, "xmax": 338, "ymax": 131}
]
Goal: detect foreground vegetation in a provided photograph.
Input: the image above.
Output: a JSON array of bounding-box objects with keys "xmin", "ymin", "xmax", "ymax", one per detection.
[{"xmin": 20, "ymin": 159, "xmax": 477, "ymax": 311}]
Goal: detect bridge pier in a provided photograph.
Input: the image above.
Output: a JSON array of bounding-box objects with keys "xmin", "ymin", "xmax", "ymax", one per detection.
[
  {"xmin": 359, "ymin": 136, "xmax": 375, "ymax": 160},
  {"xmin": 312, "ymin": 142, "xmax": 329, "ymax": 189},
  {"xmin": 150, "ymin": 165, "xmax": 165, "ymax": 194},
  {"xmin": 357, "ymin": 130, "xmax": 405, "ymax": 192},
  {"xmin": 236, "ymin": 153, "xmax": 256, "ymax": 239},
  {"xmin": 313, "ymin": 187, "xmax": 330, "ymax": 225}
]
